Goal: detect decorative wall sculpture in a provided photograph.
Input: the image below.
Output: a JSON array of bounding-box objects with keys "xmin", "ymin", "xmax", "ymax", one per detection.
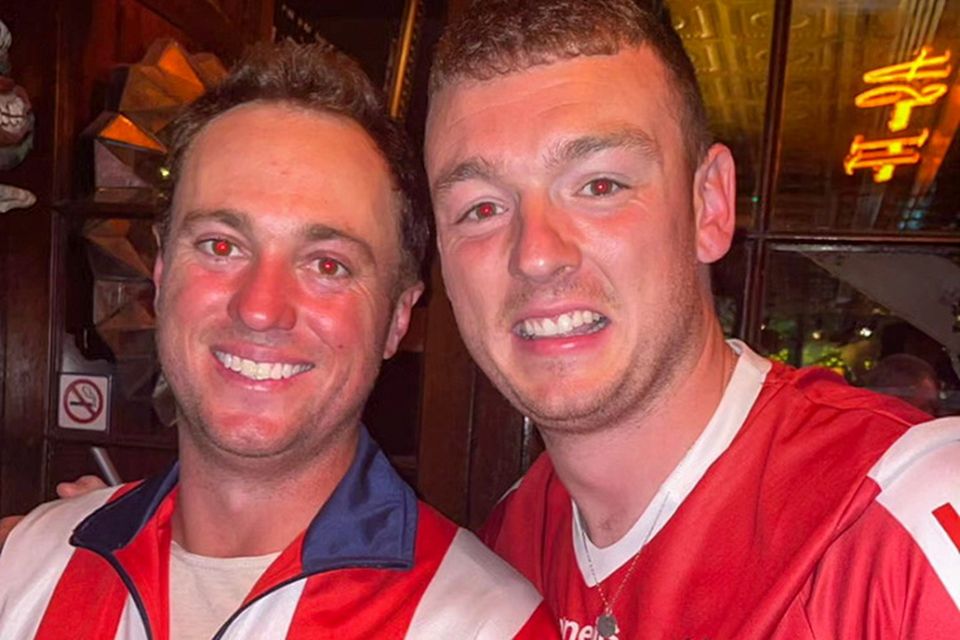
[
  {"xmin": 84, "ymin": 38, "xmax": 225, "ymax": 204},
  {"xmin": 77, "ymin": 39, "xmax": 224, "ymax": 425},
  {"xmin": 0, "ymin": 18, "xmax": 37, "ymax": 212}
]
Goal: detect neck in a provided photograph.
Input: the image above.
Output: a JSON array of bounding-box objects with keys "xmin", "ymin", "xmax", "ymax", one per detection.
[
  {"xmin": 543, "ymin": 323, "xmax": 737, "ymax": 547},
  {"xmin": 172, "ymin": 428, "xmax": 359, "ymax": 557}
]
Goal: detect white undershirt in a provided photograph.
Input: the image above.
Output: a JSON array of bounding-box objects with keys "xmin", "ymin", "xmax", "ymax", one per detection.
[
  {"xmin": 169, "ymin": 541, "xmax": 280, "ymax": 640},
  {"xmin": 572, "ymin": 339, "xmax": 772, "ymax": 584}
]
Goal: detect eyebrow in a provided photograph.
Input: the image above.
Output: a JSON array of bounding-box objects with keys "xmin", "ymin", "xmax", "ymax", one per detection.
[
  {"xmin": 544, "ymin": 128, "xmax": 662, "ymax": 170},
  {"xmin": 431, "ymin": 127, "xmax": 662, "ymax": 195},
  {"xmin": 432, "ymin": 156, "xmax": 503, "ymax": 195},
  {"xmin": 178, "ymin": 208, "xmax": 376, "ymax": 263}
]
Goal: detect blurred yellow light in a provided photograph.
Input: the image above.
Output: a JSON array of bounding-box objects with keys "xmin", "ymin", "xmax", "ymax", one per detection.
[
  {"xmin": 863, "ymin": 47, "xmax": 952, "ymax": 84},
  {"xmin": 844, "ymin": 131, "xmax": 929, "ymax": 183}
]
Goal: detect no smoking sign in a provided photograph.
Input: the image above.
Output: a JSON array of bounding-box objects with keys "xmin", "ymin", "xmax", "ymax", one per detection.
[{"xmin": 58, "ymin": 374, "xmax": 110, "ymax": 432}]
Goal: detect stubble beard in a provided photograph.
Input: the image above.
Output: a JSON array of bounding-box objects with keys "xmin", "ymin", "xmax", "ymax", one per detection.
[{"xmin": 486, "ymin": 266, "xmax": 705, "ymax": 437}]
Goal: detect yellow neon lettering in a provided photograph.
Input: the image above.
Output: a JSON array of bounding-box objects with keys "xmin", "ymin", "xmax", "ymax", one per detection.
[
  {"xmin": 843, "ymin": 130, "xmax": 930, "ymax": 183},
  {"xmin": 854, "ymin": 83, "xmax": 948, "ymax": 131},
  {"xmin": 863, "ymin": 47, "xmax": 952, "ymax": 84}
]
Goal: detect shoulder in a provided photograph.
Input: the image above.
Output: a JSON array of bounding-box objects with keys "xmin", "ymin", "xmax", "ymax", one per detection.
[
  {"xmin": 0, "ymin": 486, "xmax": 117, "ymax": 565},
  {"xmin": 744, "ymin": 362, "xmax": 927, "ymax": 468},
  {"xmin": 408, "ymin": 507, "xmax": 550, "ymax": 639},
  {"xmin": 0, "ymin": 487, "xmax": 118, "ymax": 634},
  {"xmin": 868, "ymin": 416, "xmax": 960, "ymax": 607},
  {"xmin": 762, "ymin": 361, "xmax": 929, "ymax": 425},
  {"xmin": 479, "ymin": 453, "xmax": 563, "ymax": 547}
]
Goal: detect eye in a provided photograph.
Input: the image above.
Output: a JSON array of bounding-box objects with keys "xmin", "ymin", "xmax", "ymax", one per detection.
[
  {"xmin": 199, "ymin": 238, "xmax": 240, "ymax": 257},
  {"xmin": 578, "ymin": 178, "xmax": 626, "ymax": 197},
  {"xmin": 314, "ymin": 257, "xmax": 349, "ymax": 278},
  {"xmin": 459, "ymin": 201, "xmax": 503, "ymax": 223}
]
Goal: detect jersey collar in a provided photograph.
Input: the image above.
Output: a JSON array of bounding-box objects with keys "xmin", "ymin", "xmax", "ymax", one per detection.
[
  {"xmin": 573, "ymin": 340, "xmax": 772, "ymax": 584},
  {"xmin": 71, "ymin": 426, "xmax": 418, "ymax": 573}
]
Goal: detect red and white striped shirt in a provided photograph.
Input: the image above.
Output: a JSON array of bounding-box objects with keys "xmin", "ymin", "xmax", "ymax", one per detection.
[{"xmin": 0, "ymin": 429, "xmax": 557, "ymax": 639}]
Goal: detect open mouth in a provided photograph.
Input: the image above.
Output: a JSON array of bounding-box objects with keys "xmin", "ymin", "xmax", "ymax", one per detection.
[
  {"xmin": 213, "ymin": 350, "xmax": 314, "ymax": 381},
  {"xmin": 514, "ymin": 309, "xmax": 609, "ymax": 340}
]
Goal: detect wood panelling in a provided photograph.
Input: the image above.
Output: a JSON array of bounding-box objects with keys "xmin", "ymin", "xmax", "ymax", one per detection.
[
  {"xmin": 417, "ymin": 260, "xmax": 476, "ymax": 524},
  {"xmin": 0, "ymin": 0, "xmax": 60, "ymax": 516}
]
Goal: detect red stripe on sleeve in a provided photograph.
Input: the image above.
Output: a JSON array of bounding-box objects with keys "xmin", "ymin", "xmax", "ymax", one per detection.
[{"xmin": 932, "ymin": 503, "xmax": 960, "ymax": 552}]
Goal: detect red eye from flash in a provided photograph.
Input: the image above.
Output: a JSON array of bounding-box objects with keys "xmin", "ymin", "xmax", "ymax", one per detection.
[
  {"xmin": 319, "ymin": 258, "xmax": 340, "ymax": 275},
  {"xmin": 591, "ymin": 179, "xmax": 614, "ymax": 195},
  {"xmin": 212, "ymin": 239, "xmax": 232, "ymax": 256},
  {"xmin": 476, "ymin": 202, "xmax": 496, "ymax": 218}
]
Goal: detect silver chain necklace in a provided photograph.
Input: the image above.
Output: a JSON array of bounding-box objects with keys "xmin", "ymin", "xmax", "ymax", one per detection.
[{"xmin": 579, "ymin": 494, "xmax": 669, "ymax": 639}]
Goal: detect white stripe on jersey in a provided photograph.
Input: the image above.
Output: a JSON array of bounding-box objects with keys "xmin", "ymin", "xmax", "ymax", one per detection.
[
  {"xmin": 0, "ymin": 488, "xmax": 115, "ymax": 640},
  {"xmin": 116, "ymin": 596, "xmax": 149, "ymax": 640},
  {"xmin": 870, "ymin": 417, "xmax": 960, "ymax": 607},
  {"xmin": 406, "ymin": 528, "xmax": 543, "ymax": 639},
  {"xmin": 218, "ymin": 579, "xmax": 305, "ymax": 640}
]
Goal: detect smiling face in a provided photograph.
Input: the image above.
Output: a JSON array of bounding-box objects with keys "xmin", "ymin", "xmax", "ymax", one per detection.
[
  {"xmin": 156, "ymin": 102, "xmax": 421, "ymax": 465},
  {"xmin": 426, "ymin": 46, "xmax": 735, "ymax": 433}
]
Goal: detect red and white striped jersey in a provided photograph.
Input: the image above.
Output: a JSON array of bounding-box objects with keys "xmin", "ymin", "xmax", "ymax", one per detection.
[
  {"xmin": 0, "ymin": 429, "xmax": 558, "ymax": 639},
  {"xmin": 483, "ymin": 342, "xmax": 960, "ymax": 639}
]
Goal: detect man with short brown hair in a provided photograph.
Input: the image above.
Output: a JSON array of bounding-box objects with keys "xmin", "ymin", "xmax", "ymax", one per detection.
[
  {"xmin": 0, "ymin": 40, "xmax": 556, "ymax": 640},
  {"xmin": 425, "ymin": 1, "xmax": 960, "ymax": 638}
]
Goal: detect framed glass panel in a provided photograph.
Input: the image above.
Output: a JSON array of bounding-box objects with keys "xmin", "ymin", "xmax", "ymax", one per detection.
[
  {"xmin": 774, "ymin": 0, "xmax": 960, "ymax": 233},
  {"xmin": 671, "ymin": 0, "xmax": 776, "ymax": 229},
  {"xmin": 759, "ymin": 245, "xmax": 960, "ymax": 416}
]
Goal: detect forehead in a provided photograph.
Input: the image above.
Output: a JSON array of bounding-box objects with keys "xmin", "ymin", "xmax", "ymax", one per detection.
[
  {"xmin": 425, "ymin": 46, "xmax": 681, "ymax": 175},
  {"xmin": 174, "ymin": 102, "xmax": 398, "ymax": 243}
]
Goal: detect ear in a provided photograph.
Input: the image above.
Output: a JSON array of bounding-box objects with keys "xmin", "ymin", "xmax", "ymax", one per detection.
[
  {"xmin": 152, "ymin": 225, "xmax": 165, "ymax": 309},
  {"xmin": 692, "ymin": 143, "xmax": 737, "ymax": 265},
  {"xmin": 383, "ymin": 281, "xmax": 425, "ymax": 360}
]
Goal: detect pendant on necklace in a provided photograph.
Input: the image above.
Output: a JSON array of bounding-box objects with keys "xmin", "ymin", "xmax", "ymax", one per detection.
[{"xmin": 597, "ymin": 612, "xmax": 619, "ymax": 638}]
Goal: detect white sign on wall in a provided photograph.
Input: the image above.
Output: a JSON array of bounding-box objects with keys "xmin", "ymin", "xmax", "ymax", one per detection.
[{"xmin": 58, "ymin": 373, "xmax": 110, "ymax": 432}]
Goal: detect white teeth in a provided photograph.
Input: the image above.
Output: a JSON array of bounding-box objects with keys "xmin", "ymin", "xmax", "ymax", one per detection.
[
  {"xmin": 517, "ymin": 310, "xmax": 607, "ymax": 339},
  {"xmin": 214, "ymin": 351, "xmax": 313, "ymax": 381},
  {"xmin": 541, "ymin": 318, "xmax": 558, "ymax": 336}
]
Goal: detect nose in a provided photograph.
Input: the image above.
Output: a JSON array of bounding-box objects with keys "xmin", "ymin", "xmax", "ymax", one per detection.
[
  {"xmin": 508, "ymin": 196, "xmax": 582, "ymax": 282},
  {"xmin": 228, "ymin": 255, "xmax": 298, "ymax": 332}
]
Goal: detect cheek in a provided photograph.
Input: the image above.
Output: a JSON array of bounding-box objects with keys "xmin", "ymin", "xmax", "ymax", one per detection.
[
  {"xmin": 442, "ymin": 241, "xmax": 502, "ymax": 311},
  {"xmin": 301, "ymin": 292, "xmax": 385, "ymax": 351}
]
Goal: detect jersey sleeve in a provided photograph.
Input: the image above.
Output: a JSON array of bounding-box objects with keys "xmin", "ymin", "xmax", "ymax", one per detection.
[{"xmin": 804, "ymin": 418, "xmax": 960, "ymax": 639}]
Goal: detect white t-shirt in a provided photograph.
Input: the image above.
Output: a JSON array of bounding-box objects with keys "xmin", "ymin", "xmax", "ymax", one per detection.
[{"xmin": 169, "ymin": 541, "xmax": 279, "ymax": 640}]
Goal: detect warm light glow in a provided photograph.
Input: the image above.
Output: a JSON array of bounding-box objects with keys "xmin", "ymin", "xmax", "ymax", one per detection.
[
  {"xmin": 854, "ymin": 83, "xmax": 948, "ymax": 132},
  {"xmin": 863, "ymin": 47, "xmax": 952, "ymax": 84},
  {"xmin": 844, "ymin": 130, "xmax": 930, "ymax": 183},
  {"xmin": 845, "ymin": 48, "xmax": 952, "ymax": 183}
]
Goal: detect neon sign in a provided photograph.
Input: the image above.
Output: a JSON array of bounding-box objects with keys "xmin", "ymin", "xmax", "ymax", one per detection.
[{"xmin": 844, "ymin": 47, "xmax": 952, "ymax": 183}]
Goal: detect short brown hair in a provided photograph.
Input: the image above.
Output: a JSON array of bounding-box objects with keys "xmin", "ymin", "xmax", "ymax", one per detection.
[
  {"xmin": 163, "ymin": 40, "xmax": 429, "ymax": 285},
  {"xmin": 430, "ymin": 0, "xmax": 711, "ymax": 168}
]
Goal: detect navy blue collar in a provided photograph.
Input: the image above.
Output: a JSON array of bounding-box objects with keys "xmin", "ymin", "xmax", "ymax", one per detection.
[{"xmin": 71, "ymin": 428, "xmax": 418, "ymax": 572}]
